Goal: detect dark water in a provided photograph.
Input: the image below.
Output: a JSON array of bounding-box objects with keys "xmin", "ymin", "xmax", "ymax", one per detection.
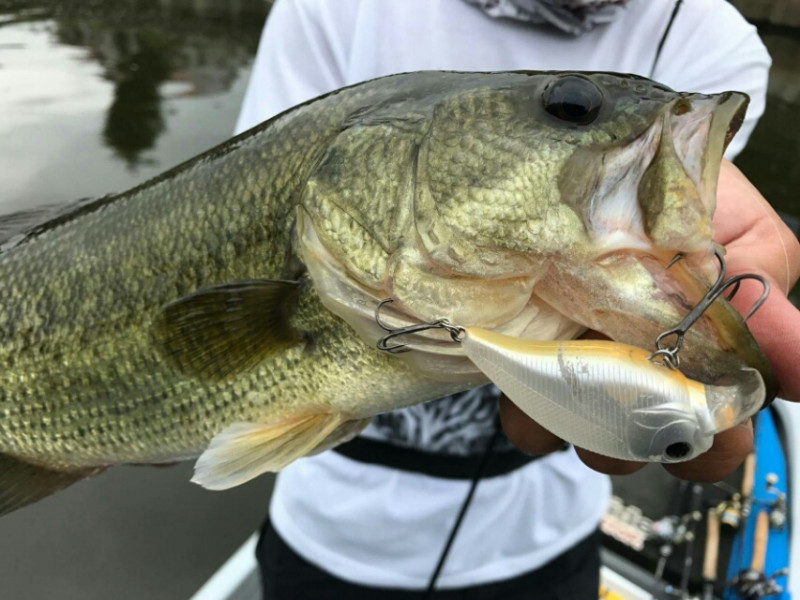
[{"xmin": 735, "ymin": 26, "xmax": 800, "ymax": 304}]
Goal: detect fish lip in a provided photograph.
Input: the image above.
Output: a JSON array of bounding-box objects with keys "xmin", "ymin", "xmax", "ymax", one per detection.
[
  {"xmin": 669, "ymin": 91, "xmax": 749, "ymax": 207},
  {"xmin": 720, "ymin": 91, "xmax": 749, "ymax": 152},
  {"xmin": 702, "ymin": 91, "xmax": 749, "ymax": 202}
]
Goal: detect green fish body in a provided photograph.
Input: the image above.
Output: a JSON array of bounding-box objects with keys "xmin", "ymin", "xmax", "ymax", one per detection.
[{"xmin": 0, "ymin": 71, "xmax": 773, "ymax": 513}]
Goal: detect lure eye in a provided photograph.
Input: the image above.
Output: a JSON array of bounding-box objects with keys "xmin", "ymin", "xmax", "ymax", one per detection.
[
  {"xmin": 542, "ymin": 76, "xmax": 603, "ymax": 126},
  {"xmin": 665, "ymin": 441, "xmax": 692, "ymax": 460}
]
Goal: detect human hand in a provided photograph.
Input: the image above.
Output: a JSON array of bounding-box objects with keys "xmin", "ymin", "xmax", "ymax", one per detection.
[
  {"xmin": 500, "ymin": 160, "xmax": 800, "ymax": 481},
  {"xmin": 712, "ymin": 161, "xmax": 800, "ymax": 400}
]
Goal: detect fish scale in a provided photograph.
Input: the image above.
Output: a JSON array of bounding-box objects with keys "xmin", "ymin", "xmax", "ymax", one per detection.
[{"xmin": 0, "ymin": 77, "xmax": 430, "ymax": 467}]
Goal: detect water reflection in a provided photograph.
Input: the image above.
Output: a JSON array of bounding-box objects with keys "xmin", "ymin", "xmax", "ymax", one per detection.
[
  {"xmin": 102, "ymin": 30, "xmax": 171, "ymax": 166},
  {"xmin": 2, "ymin": 0, "xmax": 268, "ymax": 168}
]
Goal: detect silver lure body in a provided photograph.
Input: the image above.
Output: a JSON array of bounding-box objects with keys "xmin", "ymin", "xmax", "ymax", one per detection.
[{"xmin": 461, "ymin": 328, "xmax": 765, "ymax": 462}]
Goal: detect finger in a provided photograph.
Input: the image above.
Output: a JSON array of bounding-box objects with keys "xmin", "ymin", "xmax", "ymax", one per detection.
[
  {"xmin": 729, "ymin": 279, "xmax": 800, "ymax": 400},
  {"xmin": 578, "ymin": 330, "xmax": 611, "ymax": 341},
  {"xmin": 664, "ymin": 420, "xmax": 753, "ymax": 482},
  {"xmin": 715, "ymin": 163, "xmax": 800, "ymax": 289},
  {"xmin": 574, "ymin": 447, "xmax": 646, "ymax": 475},
  {"xmin": 498, "ymin": 394, "xmax": 566, "ymax": 455}
]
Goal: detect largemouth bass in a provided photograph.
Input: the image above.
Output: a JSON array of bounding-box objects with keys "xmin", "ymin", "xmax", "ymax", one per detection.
[{"xmin": 0, "ymin": 71, "xmax": 774, "ymax": 515}]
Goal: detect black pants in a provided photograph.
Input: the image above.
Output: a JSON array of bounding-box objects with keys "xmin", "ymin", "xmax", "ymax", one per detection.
[{"xmin": 257, "ymin": 519, "xmax": 601, "ymax": 600}]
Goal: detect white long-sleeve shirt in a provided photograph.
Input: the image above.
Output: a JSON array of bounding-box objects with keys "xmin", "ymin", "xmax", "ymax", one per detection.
[{"xmin": 235, "ymin": 0, "xmax": 770, "ymax": 589}]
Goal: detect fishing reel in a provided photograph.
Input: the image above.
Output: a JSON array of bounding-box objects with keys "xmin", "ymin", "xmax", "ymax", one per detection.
[{"xmin": 729, "ymin": 567, "xmax": 788, "ymax": 599}]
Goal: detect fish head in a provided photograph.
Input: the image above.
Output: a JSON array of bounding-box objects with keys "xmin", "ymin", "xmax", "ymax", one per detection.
[
  {"xmin": 297, "ymin": 71, "xmax": 772, "ymax": 393},
  {"xmin": 412, "ymin": 72, "xmax": 748, "ymax": 264}
]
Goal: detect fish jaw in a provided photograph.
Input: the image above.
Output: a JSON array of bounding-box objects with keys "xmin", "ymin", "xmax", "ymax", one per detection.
[
  {"xmin": 640, "ymin": 91, "xmax": 749, "ymax": 252},
  {"xmin": 538, "ymin": 88, "xmax": 772, "ymax": 394},
  {"xmin": 534, "ymin": 250, "xmax": 775, "ymax": 398}
]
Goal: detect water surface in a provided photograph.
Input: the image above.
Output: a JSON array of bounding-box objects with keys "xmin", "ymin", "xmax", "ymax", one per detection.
[{"xmin": 0, "ymin": 0, "xmax": 267, "ymax": 213}]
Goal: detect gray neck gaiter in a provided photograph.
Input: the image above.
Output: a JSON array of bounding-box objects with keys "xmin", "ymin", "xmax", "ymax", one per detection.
[{"xmin": 462, "ymin": 0, "xmax": 632, "ymax": 36}]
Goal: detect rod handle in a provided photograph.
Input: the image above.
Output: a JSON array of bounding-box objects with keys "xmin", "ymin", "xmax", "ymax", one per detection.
[
  {"xmin": 702, "ymin": 508, "xmax": 720, "ymax": 580},
  {"xmin": 750, "ymin": 510, "xmax": 769, "ymax": 573},
  {"xmin": 741, "ymin": 453, "xmax": 756, "ymax": 498}
]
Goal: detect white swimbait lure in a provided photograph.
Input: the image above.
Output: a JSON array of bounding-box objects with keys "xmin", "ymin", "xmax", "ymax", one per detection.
[{"xmin": 460, "ymin": 327, "xmax": 765, "ymax": 463}]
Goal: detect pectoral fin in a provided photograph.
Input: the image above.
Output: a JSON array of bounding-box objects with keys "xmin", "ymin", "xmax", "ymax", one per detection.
[
  {"xmin": 191, "ymin": 413, "xmax": 347, "ymax": 490},
  {"xmin": 152, "ymin": 279, "xmax": 302, "ymax": 381}
]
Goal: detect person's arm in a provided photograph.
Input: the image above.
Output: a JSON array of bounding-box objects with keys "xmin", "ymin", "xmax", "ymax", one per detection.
[{"xmin": 234, "ymin": 0, "xmax": 354, "ymax": 134}]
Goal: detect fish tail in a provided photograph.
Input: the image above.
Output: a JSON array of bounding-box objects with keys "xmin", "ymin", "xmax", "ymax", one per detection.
[{"xmin": 0, "ymin": 453, "xmax": 102, "ymax": 516}]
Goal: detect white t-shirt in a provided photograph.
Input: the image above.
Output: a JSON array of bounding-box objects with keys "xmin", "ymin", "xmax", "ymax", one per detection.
[{"xmin": 235, "ymin": 0, "xmax": 770, "ymax": 590}]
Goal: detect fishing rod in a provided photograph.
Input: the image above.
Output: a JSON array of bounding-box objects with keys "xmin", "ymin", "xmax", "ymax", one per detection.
[
  {"xmin": 729, "ymin": 510, "xmax": 785, "ymax": 599},
  {"xmin": 702, "ymin": 508, "xmax": 720, "ymax": 600},
  {"xmin": 742, "ymin": 453, "xmax": 757, "ymax": 521},
  {"xmin": 678, "ymin": 485, "xmax": 704, "ymax": 598},
  {"xmin": 651, "ymin": 480, "xmax": 690, "ymax": 595}
]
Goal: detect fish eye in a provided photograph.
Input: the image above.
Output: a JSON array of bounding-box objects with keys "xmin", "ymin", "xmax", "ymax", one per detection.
[{"xmin": 542, "ymin": 76, "xmax": 603, "ymax": 126}]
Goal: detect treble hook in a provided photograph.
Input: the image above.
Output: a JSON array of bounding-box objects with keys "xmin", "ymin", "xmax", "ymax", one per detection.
[
  {"xmin": 649, "ymin": 248, "xmax": 770, "ymax": 369},
  {"xmin": 375, "ymin": 299, "xmax": 465, "ymax": 353}
]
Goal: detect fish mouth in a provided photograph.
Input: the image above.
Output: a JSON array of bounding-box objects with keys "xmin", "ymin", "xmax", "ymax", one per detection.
[
  {"xmin": 544, "ymin": 90, "xmax": 771, "ymax": 395},
  {"xmin": 656, "ymin": 254, "xmax": 776, "ymax": 400},
  {"xmin": 650, "ymin": 92, "xmax": 774, "ymax": 393},
  {"xmin": 534, "ymin": 248, "xmax": 775, "ymax": 404},
  {"xmin": 667, "ymin": 90, "xmax": 750, "ymax": 224},
  {"xmin": 559, "ymin": 91, "xmax": 750, "ymax": 256}
]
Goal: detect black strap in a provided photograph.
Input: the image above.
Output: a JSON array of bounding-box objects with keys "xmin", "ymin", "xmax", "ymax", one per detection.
[
  {"xmin": 650, "ymin": 0, "xmax": 684, "ymax": 78},
  {"xmin": 332, "ymin": 435, "xmax": 548, "ymax": 480},
  {"xmin": 423, "ymin": 422, "xmax": 504, "ymax": 599}
]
